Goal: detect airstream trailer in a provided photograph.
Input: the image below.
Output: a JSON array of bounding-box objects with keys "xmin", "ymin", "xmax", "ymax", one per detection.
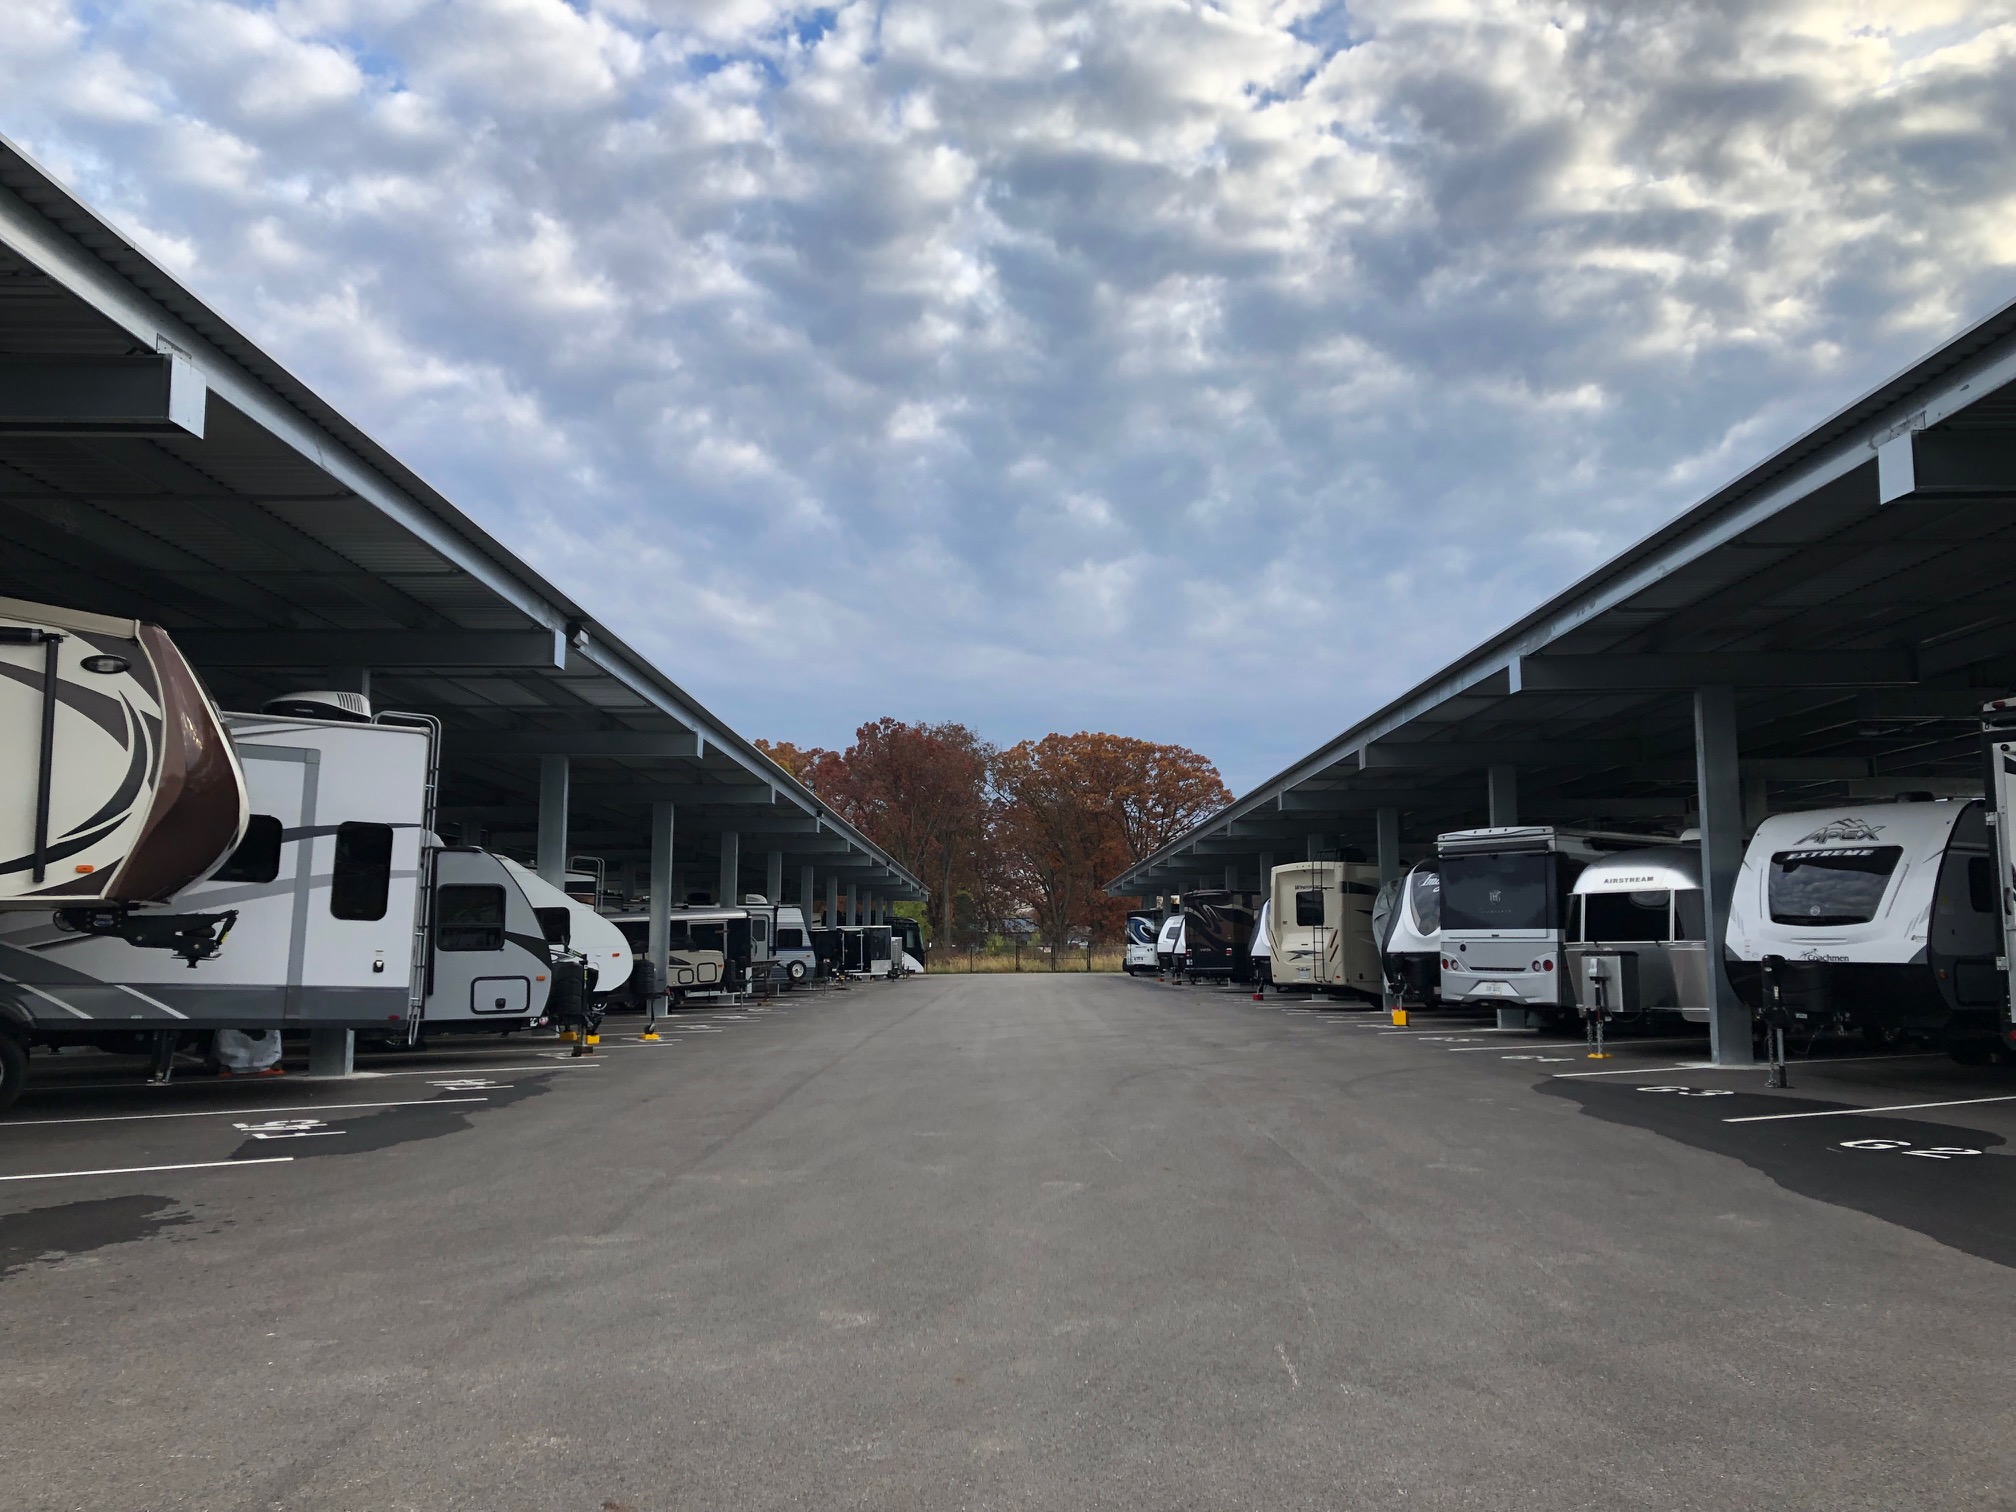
[
  {"xmin": 1564, "ymin": 846, "xmax": 1709, "ymax": 1027},
  {"xmin": 1155, "ymin": 913, "xmax": 1186, "ymax": 975},
  {"xmin": 1437, "ymin": 827, "xmax": 1664, "ymax": 1023},
  {"xmin": 1265, "ymin": 862, "xmax": 1382, "ymax": 997},
  {"xmin": 1376, "ymin": 861, "xmax": 1442, "ymax": 1007},
  {"xmin": 1726, "ymin": 800, "xmax": 2001, "ymax": 1044},
  {"xmin": 1124, "ymin": 910, "xmax": 1160, "ymax": 975},
  {"xmin": 1181, "ymin": 890, "xmax": 1256, "ymax": 982}
]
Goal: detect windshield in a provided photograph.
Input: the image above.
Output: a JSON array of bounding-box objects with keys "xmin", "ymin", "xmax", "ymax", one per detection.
[
  {"xmin": 1440, "ymin": 853, "xmax": 1554, "ymax": 931},
  {"xmin": 1769, "ymin": 847, "xmax": 1903, "ymax": 926}
]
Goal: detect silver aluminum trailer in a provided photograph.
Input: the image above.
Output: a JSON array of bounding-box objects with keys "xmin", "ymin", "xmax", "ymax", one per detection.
[
  {"xmin": 1565, "ymin": 845, "xmax": 1711, "ymax": 1027},
  {"xmin": 1726, "ymin": 798, "xmax": 1999, "ymax": 1046}
]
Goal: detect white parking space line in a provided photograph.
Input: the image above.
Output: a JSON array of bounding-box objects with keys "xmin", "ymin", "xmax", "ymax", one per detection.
[
  {"xmin": 0, "ymin": 1157, "xmax": 296, "ymax": 1182},
  {"xmin": 2, "ymin": 1096, "xmax": 488, "ymax": 1129},
  {"xmin": 352, "ymin": 1063, "xmax": 602, "ymax": 1078},
  {"xmin": 1551, "ymin": 1051, "xmax": 1945, "ymax": 1079},
  {"xmin": 1725, "ymin": 1094, "xmax": 2016, "ymax": 1123}
]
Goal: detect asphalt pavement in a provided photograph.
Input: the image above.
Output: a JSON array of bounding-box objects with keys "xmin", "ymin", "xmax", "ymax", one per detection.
[{"xmin": 3, "ymin": 973, "xmax": 2013, "ymax": 1511}]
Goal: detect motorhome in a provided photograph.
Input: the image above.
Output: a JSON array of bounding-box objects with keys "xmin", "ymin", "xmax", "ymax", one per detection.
[
  {"xmin": 1436, "ymin": 827, "xmax": 1664, "ymax": 1023},
  {"xmin": 891, "ymin": 915, "xmax": 928, "ymax": 973},
  {"xmin": 1375, "ymin": 861, "xmax": 1442, "ymax": 1007},
  {"xmin": 1726, "ymin": 799, "xmax": 2001, "ymax": 1048},
  {"xmin": 1180, "ymin": 890, "xmax": 1257, "ymax": 983},
  {"xmin": 1124, "ymin": 910, "xmax": 1160, "ymax": 975},
  {"xmin": 1564, "ymin": 845, "xmax": 1710, "ymax": 1028},
  {"xmin": 1265, "ymin": 862, "xmax": 1382, "ymax": 998},
  {"xmin": 1154, "ymin": 912, "xmax": 1186, "ymax": 975}
]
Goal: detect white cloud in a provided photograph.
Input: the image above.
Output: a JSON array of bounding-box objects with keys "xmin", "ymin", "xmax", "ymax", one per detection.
[{"xmin": 1, "ymin": 0, "xmax": 2013, "ymax": 786}]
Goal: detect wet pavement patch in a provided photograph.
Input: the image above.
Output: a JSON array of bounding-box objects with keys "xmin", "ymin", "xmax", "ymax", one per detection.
[
  {"xmin": 1542, "ymin": 1078, "xmax": 2016, "ymax": 1268},
  {"xmin": 0, "ymin": 1194, "xmax": 193, "ymax": 1281},
  {"xmin": 221, "ymin": 1074, "xmax": 553, "ymax": 1162}
]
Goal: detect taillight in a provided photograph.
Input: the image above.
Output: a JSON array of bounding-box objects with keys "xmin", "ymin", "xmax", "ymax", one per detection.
[{"xmin": 1543, "ymin": 959, "xmax": 1555, "ymax": 973}]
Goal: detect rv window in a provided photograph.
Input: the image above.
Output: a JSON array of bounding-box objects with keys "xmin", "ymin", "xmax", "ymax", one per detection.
[
  {"xmin": 1294, "ymin": 888, "xmax": 1326, "ymax": 927},
  {"xmin": 1410, "ymin": 869, "xmax": 1442, "ymax": 933},
  {"xmin": 616, "ymin": 921, "xmax": 649, "ymax": 953},
  {"xmin": 751, "ymin": 916, "xmax": 769, "ymax": 944},
  {"xmin": 1969, "ymin": 854, "xmax": 1996, "ymax": 914},
  {"xmin": 1440, "ymin": 853, "xmax": 1553, "ymax": 931},
  {"xmin": 213, "ymin": 815, "xmax": 282, "ymax": 884},
  {"xmin": 777, "ymin": 928, "xmax": 806, "ymax": 949},
  {"xmin": 1674, "ymin": 890, "xmax": 1705, "ymax": 941},
  {"xmin": 690, "ymin": 922, "xmax": 727, "ymax": 953},
  {"xmin": 534, "ymin": 906, "xmax": 572, "ymax": 947},
  {"xmin": 1581, "ymin": 890, "xmax": 1671, "ymax": 943},
  {"xmin": 330, "ymin": 822, "xmax": 394, "ymax": 920},
  {"xmin": 1768, "ymin": 847, "xmax": 1903, "ymax": 926},
  {"xmin": 437, "ymin": 885, "xmax": 506, "ymax": 951}
]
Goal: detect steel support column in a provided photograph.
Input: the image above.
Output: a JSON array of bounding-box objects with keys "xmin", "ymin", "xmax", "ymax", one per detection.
[
  {"xmin": 766, "ymin": 851, "xmax": 784, "ymax": 905},
  {"xmin": 718, "ymin": 830, "xmax": 740, "ymax": 906},
  {"xmin": 1488, "ymin": 764, "xmax": 1518, "ymax": 827},
  {"xmin": 799, "ymin": 864, "xmax": 815, "ymax": 912},
  {"xmin": 537, "ymin": 755, "xmax": 569, "ymax": 887},
  {"xmin": 1377, "ymin": 806, "xmax": 1402, "ymax": 1011},
  {"xmin": 1305, "ymin": 833, "xmax": 1333, "ymax": 862},
  {"xmin": 1258, "ymin": 851, "xmax": 1275, "ymax": 890},
  {"xmin": 648, "ymin": 801, "xmax": 675, "ymax": 1019},
  {"xmin": 1695, "ymin": 686, "xmax": 1754, "ymax": 1065},
  {"xmin": 307, "ymin": 1028, "xmax": 354, "ymax": 1078},
  {"xmin": 1224, "ymin": 863, "xmax": 1239, "ymax": 892},
  {"xmin": 826, "ymin": 874, "xmax": 839, "ymax": 928}
]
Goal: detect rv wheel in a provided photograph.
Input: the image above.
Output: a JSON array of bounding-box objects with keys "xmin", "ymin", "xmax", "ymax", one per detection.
[
  {"xmin": 0, "ymin": 1033, "xmax": 26, "ymax": 1116},
  {"xmin": 788, "ymin": 961, "xmax": 808, "ymax": 984}
]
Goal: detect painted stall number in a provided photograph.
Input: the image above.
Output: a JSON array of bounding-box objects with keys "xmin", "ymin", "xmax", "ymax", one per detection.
[
  {"xmin": 233, "ymin": 1118, "xmax": 343, "ymax": 1140},
  {"xmin": 428, "ymin": 1078, "xmax": 500, "ymax": 1090},
  {"xmin": 1502, "ymin": 1054, "xmax": 1576, "ymax": 1063},
  {"xmin": 1839, "ymin": 1139, "xmax": 1981, "ymax": 1159},
  {"xmin": 1636, "ymin": 1086, "xmax": 1734, "ymax": 1097}
]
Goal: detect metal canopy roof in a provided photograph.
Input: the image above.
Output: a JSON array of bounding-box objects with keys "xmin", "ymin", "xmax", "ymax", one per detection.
[
  {"xmin": 0, "ymin": 136, "xmax": 922, "ymax": 904},
  {"xmin": 1115, "ymin": 291, "xmax": 2016, "ymax": 895}
]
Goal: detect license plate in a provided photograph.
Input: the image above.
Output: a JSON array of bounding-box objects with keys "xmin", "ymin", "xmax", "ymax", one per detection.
[{"xmin": 1468, "ymin": 980, "xmax": 1517, "ymax": 998}]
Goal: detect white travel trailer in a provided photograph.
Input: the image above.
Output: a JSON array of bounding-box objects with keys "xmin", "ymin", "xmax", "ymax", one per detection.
[
  {"xmin": 1, "ymin": 596, "xmax": 247, "ymax": 919},
  {"xmin": 740, "ymin": 894, "xmax": 817, "ymax": 987},
  {"xmin": 1124, "ymin": 910, "xmax": 1160, "ymax": 975},
  {"xmin": 500, "ymin": 857, "xmax": 632, "ymax": 1001},
  {"xmin": 609, "ymin": 907, "xmax": 746, "ymax": 1003},
  {"xmin": 1726, "ymin": 799, "xmax": 2001, "ymax": 1045},
  {"xmin": 418, "ymin": 847, "xmax": 556, "ymax": 1036},
  {"xmin": 1265, "ymin": 861, "xmax": 1382, "ymax": 997},
  {"xmin": 1564, "ymin": 845, "xmax": 1710, "ymax": 1027},
  {"xmin": 1154, "ymin": 912, "xmax": 1186, "ymax": 974},
  {"xmin": 1249, "ymin": 899, "xmax": 1272, "ymax": 987},
  {"xmin": 1436, "ymin": 827, "xmax": 1665, "ymax": 1023},
  {"xmin": 0, "ymin": 694, "xmax": 557, "ymax": 1101},
  {"xmin": 1375, "ymin": 861, "xmax": 1442, "ymax": 1007}
]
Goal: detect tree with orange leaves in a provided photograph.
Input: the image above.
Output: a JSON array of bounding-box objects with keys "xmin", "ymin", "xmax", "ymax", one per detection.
[{"xmin": 993, "ymin": 733, "xmax": 1229, "ymax": 960}]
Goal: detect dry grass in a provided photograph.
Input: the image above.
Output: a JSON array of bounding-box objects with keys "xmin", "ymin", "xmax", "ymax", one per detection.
[{"xmin": 941, "ymin": 945, "xmax": 1129, "ymax": 973}]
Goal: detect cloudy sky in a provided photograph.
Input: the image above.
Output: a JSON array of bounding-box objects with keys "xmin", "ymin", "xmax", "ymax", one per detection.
[{"xmin": 4, "ymin": 1, "xmax": 2014, "ymax": 791}]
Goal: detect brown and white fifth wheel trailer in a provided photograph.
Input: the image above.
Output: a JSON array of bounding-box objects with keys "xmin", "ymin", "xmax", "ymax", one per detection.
[
  {"xmin": 1, "ymin": 596, "xmax": 248, "ymax": 923},
  {"xmin": 1265, "ymin": 860, "xmax": 1383, "ymax": 998}
]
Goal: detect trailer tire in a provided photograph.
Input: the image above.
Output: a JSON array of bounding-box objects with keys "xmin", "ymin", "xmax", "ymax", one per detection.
[
  {"xmin": 787, "ymin": 960, "xmax": 808, "ymax": 984},
  {"xmin": 0, "ymin": 1032, "xmax": 27, "ymax": 1117}
]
